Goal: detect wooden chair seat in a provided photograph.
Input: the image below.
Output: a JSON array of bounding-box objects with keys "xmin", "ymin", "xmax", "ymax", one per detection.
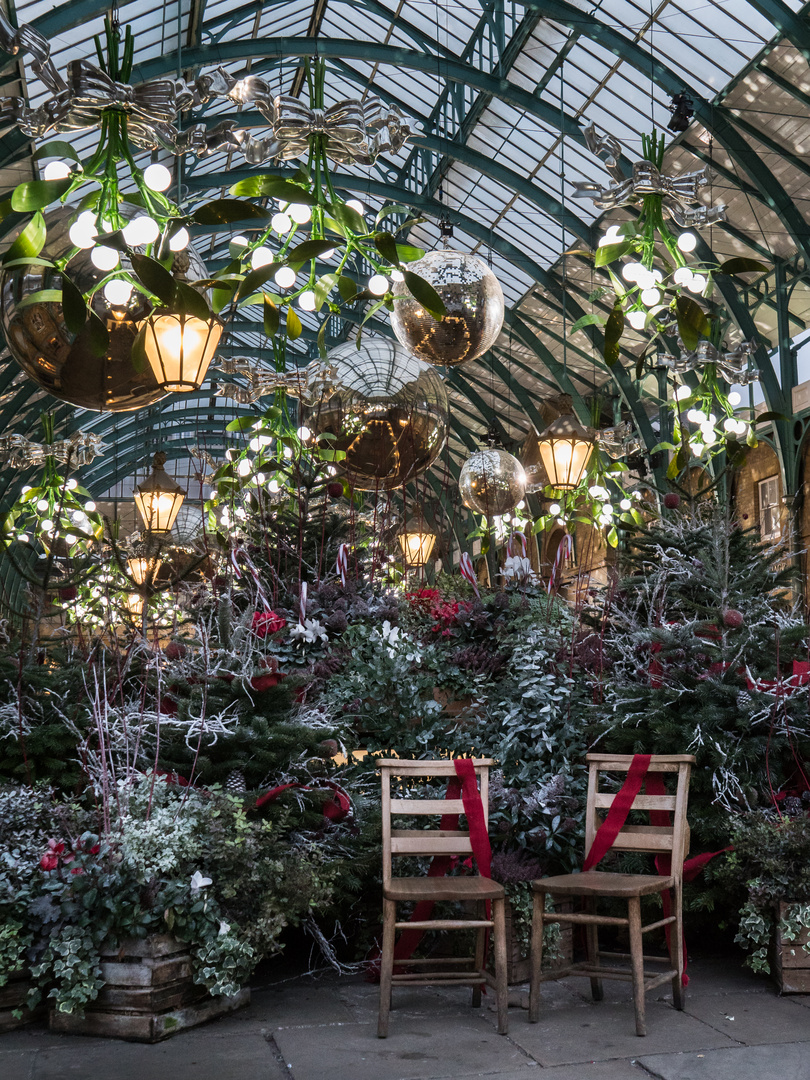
[
  {"xmin": 534, "ymin": 872, "xmax": 675, "ymax": 899},
  {"xmin": 385, "ymin": 876, "xmax": 506, "ymax": 902}
]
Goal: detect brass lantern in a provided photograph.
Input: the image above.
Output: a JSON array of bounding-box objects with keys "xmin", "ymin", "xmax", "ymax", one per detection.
[
  {"xmin": 398, "ymin": 516, "xmax": 437, "ymax": 567},
  {"xmin": 127, "ymin": 554, "xmax": 160, "ymax": 586},
  {"xmin": 134, "ymin": 452, "xmax": 186, "ymax": 533},
  {"xmin": 139, "ymin": 311, "xmax": 223, "ymax": 392},
  {"xmin": 536, "ymin": 414, "xmax": 595, "ymax": 490}
]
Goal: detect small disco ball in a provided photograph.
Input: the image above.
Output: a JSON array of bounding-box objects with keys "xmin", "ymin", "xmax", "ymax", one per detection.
[
  {"xmin": 390, "ymin": 249, "xmax": 504, "ymax": 366},
  {"xmin": 0, "ymin": 205, "xmax": 207, "ymax": 411},
  {"xmin": 308, "ymin": 338, "xmax": 448, "ymax": 490},
  {"xmin": 459, "ymin": 449, "xmax": 526, "ymax": 516}
]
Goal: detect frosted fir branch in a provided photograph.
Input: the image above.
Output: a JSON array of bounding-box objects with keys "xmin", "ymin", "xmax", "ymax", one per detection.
[{"xmin": 161, "ymin": 702, "xmax": 241, "ymax": 749}]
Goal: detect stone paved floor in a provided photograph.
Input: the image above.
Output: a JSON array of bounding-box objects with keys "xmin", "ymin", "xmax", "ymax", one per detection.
[{"xmin": 3, "ymin": 955, "xmax": 810, "ymax": 1080}]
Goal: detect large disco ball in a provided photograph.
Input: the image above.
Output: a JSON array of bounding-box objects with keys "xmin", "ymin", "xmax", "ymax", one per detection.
[
  {"xmin": 459, "ymin": 449, "xmax": 526, "ymax": 516},
  {"xmin": 0, "ymin": 205, "xmax": 207, "ymax": 411},
  {"xmin": 308, "ymin": 339, "xmax": 448, "ymax": 490},
  {"xmin": 390, "ymin": 249, "xmax": 505, "ymax": 366}
]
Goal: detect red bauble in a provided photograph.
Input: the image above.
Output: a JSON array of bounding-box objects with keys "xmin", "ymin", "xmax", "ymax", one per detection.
[
  {"xmin": 722, "ymin": 609, "xmax": 744, "ymax": 629},
  {"xmin": 663, "ymin": 492, "xmax": 680, "ymax": 509},
  {"xmin": 327, "ymin": 481, "xmax": 344, "ymax": 498},
  {"xmin": 318, "ymin": 739, "xmax": 340, "ymax": 758},
  {"xmin": 163, "ymin": 641, "xmax": 187, "ymax": 661}
]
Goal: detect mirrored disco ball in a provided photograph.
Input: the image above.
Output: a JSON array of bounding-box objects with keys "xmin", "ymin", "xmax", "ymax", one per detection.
[
  {"xmin": 459, "ymin": 449, "xmax": 526, "ymax": 516},
  {"xmin": 390, "ymin": 249, "xmax": 505, "ymax": 366},
  {"xmin": 308, "ymin": 339, "xmax": 449, "ymax": 490},
  {"xmin": 0, "ymin": 205, "xmax": 207, "ymax": 411}
]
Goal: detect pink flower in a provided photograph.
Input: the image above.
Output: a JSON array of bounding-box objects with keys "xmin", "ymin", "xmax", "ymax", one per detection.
[
  {"xmin": 40, "ymin": 839, "xmax": 73, "ymax": 871},
  {"xmin": 251, "ymin": 611, "xmax": 287, "ymax": 638}
]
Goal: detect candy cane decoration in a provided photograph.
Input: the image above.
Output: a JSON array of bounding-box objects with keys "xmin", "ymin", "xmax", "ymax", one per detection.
[
  {"xmin": 459, "ymin": 552, "xmax": 480, "ymax": 597},
  {"xmin": 547, "ymin": 533, "xmax": 573, "ymax": 595},
  {"xmin": 299, "ymin": 581, "xmax": 308, "ymax": 626},
  {"xmin": 508, "ymin": 531, "xmax": 527, "ymax": 558},
  {"xmin": 230, "ymin": 546, "xmax": 271, "ymax": 609},
  {"xmin": 229, "ymin": 546, "xmax": 243, "ymax": 579},
  {"xmin": 336, "ymin": 543, "xmax": 349, "ymax": 587}
]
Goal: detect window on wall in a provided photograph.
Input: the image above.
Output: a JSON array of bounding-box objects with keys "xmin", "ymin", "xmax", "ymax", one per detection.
[{"xmin": 758, "ymin": 476, "xmax": 781, "ymax": 540}]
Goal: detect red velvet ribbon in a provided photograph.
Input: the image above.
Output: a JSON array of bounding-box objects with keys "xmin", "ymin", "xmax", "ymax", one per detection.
[
  {"xmin": 255, "ymin": 780, "xmax": 351, "ymax": 823},
  {"xmin": 584, "ymin": 754, "xmax": 729, "ymax": 987}
]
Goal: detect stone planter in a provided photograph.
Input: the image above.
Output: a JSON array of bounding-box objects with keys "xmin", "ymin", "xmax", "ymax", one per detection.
[
  {"xmin": 48, "ymin": 934, "xmax": 249, "ymax": 1042},
  {"xmin": 772, "ymin": 902, "xmax": 810, "ymax": 993},
  {"xmin": 0, "ymin": 971, "xmax": 46, "ymax": 1032},
  {"xmin": 505, "ymin": 896, "xmax": 573, "ymax": 984}
]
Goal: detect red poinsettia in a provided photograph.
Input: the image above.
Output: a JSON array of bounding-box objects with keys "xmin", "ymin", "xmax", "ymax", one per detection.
[
  {"xmin": 40, "ymin": 838, "xmax": 100, "ymax": 873},
  {"xmin": 251, "ymin": 611, "xmax": 287, "ymax": 637}
]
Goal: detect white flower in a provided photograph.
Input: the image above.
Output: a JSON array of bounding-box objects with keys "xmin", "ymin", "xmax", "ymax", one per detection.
[
  {"xmin": 502, "ymin": 555, "xmax": 537, "ymax": 583},
  {"xmin": 190, "ymin": 870, "xmax": 212, "ymax": 892},
  {"xmin": 218, "ymin": 920, "xmax": 231, "ymax": 936},
  {"xmin": 290, "ymin": 619, "xmax": 328, "ymax": 644}
]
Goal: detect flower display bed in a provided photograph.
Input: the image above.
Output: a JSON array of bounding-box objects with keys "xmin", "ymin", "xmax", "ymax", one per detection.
[
  {"xmin": 48, "ymin": 935, "xmax": 250, "ymax": 1043},
  {"xmin": 0, "ymin": 971, "xmax": 46, "ymax": 1032},
  {"xmin": 772, "ymin": 902, "xmax": 810, "ymax": 994}
]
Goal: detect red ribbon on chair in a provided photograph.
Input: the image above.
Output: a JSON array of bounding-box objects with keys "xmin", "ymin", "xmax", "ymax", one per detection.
[{"xmin": 381, "ymin": 759, "xmax": 492, "ymax": 970}]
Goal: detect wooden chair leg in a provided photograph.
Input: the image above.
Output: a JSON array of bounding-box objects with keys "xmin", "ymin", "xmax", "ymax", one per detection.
[
  {"xmin": 377, "ymin": 898, "xmax": 396, "ymax": 1038},
  {"xmin": 528, "ymin": 888, "xmax": 545, "ymax": 1023},
  {"xmin": 492, "ymin": 897, "xmax": 509, "ymax": 1035},
  {"xmin": 627, "ymin": 896, "xmax": 646, "ymax": 1037},
  {"xmin": 472, "ymin": 901, "xmax": 485, "ymax": 1008},
  {"xmin": 669, "ymin": 882, "xmax": 686, "ymax": 1010},
  {"xmin": 585, "ymin": 897, "xmax": 603, "ymax": 1002}
]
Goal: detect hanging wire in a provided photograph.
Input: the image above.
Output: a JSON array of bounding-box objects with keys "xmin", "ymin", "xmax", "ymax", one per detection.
[{"xmin": 559, "ymin": 57, "xmax": 568, "ymax": 382}]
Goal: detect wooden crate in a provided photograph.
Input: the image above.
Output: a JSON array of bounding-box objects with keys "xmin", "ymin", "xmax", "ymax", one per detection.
[
  {"xmin": 505, "ymin": 896, "xmax": 573, "ymax": 984},
  {"xmin": 772, "ymin": 902, "xmax": 810, "ymax": 994},
  {"xmin": 0, "ymin": 971, "xmax": 46, "ymax": 1032},
  {"xmin": 49, "ymin": 934, "xmax": 249, "ymax": 1042}
]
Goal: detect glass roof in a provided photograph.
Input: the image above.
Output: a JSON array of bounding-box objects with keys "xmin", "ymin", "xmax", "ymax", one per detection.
[{"xmin": 0, "ymin": 0, "xmax": 808, "ymax": 503}]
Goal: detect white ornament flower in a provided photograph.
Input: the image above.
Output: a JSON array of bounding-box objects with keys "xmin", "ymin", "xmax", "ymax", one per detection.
[
  {"xmin": 290, "ymin": 619, "xmax": 328, "ymax": 644},
  {"xmin": 218, "ymin": 920, "xmax": 231, "ymax": 936},
  {"xmin": 501, "ymin": 555, "xmax": 537, "ymax": 583},
  {"xmin": 190, "ymin": 870, "xmax": 212, "ymax": 892}
]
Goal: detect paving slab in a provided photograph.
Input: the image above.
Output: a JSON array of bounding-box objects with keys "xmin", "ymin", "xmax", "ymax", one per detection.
[
  {"xmin": 542, "ymin": 1063, "xmax": 653, "ymax": 1079},
  {"xmin": 207, "ymin": 981, "xmax": 356, "ymax": 1031},
  {"xmin": 273, "ymin": 1016, "xmax": 533, "ymax": 1080},
  {"xmin": 683, "ymin": 990, "xmax": 809, "ymax": 1044},
  {"xmin": 28, "ymin": 1030, "xmax": 283, "ymax": 1080},
  {"xmin": 637, "ymin": 1041, "xmax": 810, "ymax": 1080},
  {"xmin": 0, "ymin": 1049, "xmax": 36, "ymax": 1080},
  {"xmin": 506, "ymin": 1002, "xmax": 739, "ymax": 1067}
]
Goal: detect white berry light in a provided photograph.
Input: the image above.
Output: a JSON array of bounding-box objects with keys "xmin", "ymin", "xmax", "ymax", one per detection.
[
  {"xmin": 169, "ymin": 227, "xmax": 190, "ymax": 252},
  {"xmin": 288, "ymin": 203, "xmax": 311, "ymax": 224},
  {"xmin": 69, "ymin": 219, "xmax": 97, "ymax": 249},
  {"xmin": 346, "ymin": 199, "xmax": 365, "ymax": 215},
  {"xmin": 123, "ymin": 215, "xmax": 160, "ymax": 246},
  {"xmin": 298, "ymin": 290, "xmax": 317, "ymax": 311},
  {"xmin": 271, "ymin": 213, "xmax": 292, "ymax": 234},
  {"xmin": 368, "ymin": 274, "xmax": 389, "ymax": 295},
  {"xmin": 677, "ymin": 232, "xmax": 697, "ymax": 253},
  {"xmin": 91, "ymin": 246, "xmax": 119, "ymax": 271},
  {"xmin": 251, "ymin": 247, "xmax": 274, "ymax": 269},
  {"xmin": 43, "ymin": 160, "xmax": 71, "ymax": 181},
  {"xmin": 275, "ymin": 266, "xmax": 296, "ymax": 289},
  {"xmin": 143, "ymin": 162, "xmax": 172, "ymax": 192},
  {"xmin": 676, "ymin": 385, "xmax": 691, "ymax": 400},
  {"xmin": 728, "ymin": 391, "xmax": 742, "ymax": 406},
  {"xmin": 673, "ymin": 267, "xmax": 693, "ymax": 286},
  {"xmin": 627, "ymin": 310, "xmax": 647, "ymax": 330},
  {"xmin": 103, "ymin": 279, "xmax": 134, "ymax": 306}
]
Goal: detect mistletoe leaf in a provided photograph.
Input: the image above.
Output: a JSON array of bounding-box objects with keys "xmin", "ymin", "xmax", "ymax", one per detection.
[
  {"xmin": 402, "ymin": 271, "xmax": 446, "ymax": 320},
  {"xmin": 130, "ymin": 253, "xmax": 177, "ymax": 306},
  {"xmin": 286, "ymin": 308, "xmax": 303, "ymax": 341},
  {"xmin": 263, "ymin": 295, "xmax": 279, "ymax": 338},
  {"xmin": 594, "ymin": 240, "xmax": 635, "ymax": 268},
  {"xmin": 675, "ymin": 295, "xmax": 711, "ymax": 351},
  {"xmin": 190, "ymin": 199, "xmax": 270, "ymax": 225},
  {"xmin": 4, "ymin": 211, "xmax": 46, "ymax": 263},
  {"xmin": 11, "ymin": 178, "xmax": 72, "ymax": 213},
  {"xmin": 603, "ymin": 302, "xmax": 625, "ymax": 366},
  {"xmin": 60, "ymin": 275, "xmax": 88, "ymax": 334}
]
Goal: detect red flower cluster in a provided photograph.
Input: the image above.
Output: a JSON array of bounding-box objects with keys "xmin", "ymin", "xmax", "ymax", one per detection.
[
  {"xmin": 430, "ymin": 598, "xmax": 472, "ymax": 635},
  {"xmin": 40, "ymin": 838, "xmax": 100, "ymax": 873},
  {"xmin": 406, "ymin": 588, "xmax": 440, "ymax": 608},
  {"xmin": 251, "ymin": 611, "xmax": 287, "ymax": 638}
]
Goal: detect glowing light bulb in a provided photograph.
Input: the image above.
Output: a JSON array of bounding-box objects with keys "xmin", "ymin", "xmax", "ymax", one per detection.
[
  {"xmin": 598, "ymin": 226, "xmax": 622, "ymax": 247},
  {"xmin": 36, "ymin": 499, "xmax": 49, "ymax": 512},
  {"xmin": 237, "ymin": 459, "xmax": 251, "ymax": 477},
  {"xmin": 43, "ymin": 160, "xmax": 70, "ymax": 180},
  {"xmin": 103, "ymin": 279, "xmax": 133, "ymax": 306},
  {"xmin": 345, "ymin": 199, "xmax": 365, "ymax": 216},
  {"xmin": 622, "ymin": 261, "xmax": 644, "ymax": 282},
  {"xmin": 144, "ymin": 163, "xmax": 172, "ymax": 192},
  {"xmin": 728, "ymin": 391, "xmax": 741, "ymax": 406},
  {"xmin": 723, "ymin": 418, "xmax": 737, "ymax": 433},
  {"xmin": 18, "ymin": 533, "xmax": 29, "ymax": 544},
  {"xmin": 169, "ymin": 227, "xmax": 189, "ymax": 252},
  {"xmin": 321, "ymin": 249, "xmax": 335, "ymax": 260},
  {"xmin": 673, "ymin": 267, "xmax": 693, "ymax": 287},
  {"xmin": 288, "ymin": 204, "xmax": 311, "ymax": 224},
  {"xmin": 65, "ymin": 533, "xmax": 77, "ymax": 545},
  {"xmin": 69, "ymin": 221, "xmax": 96, "ymax": 249},
  {"xmin": 688, "ymin": 274, "xmax": 707, "ymax": 294},
  {"xmin": 298, "ymin": 290, "xmax": 316, "ymax": 311},
  {"xmin": 231, "ymin": 234, "xmax": 249, "ymax": 249},
  {"xmin": 677, "ymin": 232, "xmax": 697, "ymax": 253},
  {"xmin": 251, "ymin": 246, "xmax": 274, "ymax": 269},
  {"xmin": 66, "ymin": 479, "xmax": 78, "ymax": 490},
  {"xmin": 40, "ymin": 518, "xmax": 53, "ymax": 532},
  {"xmin": 549, "ymin": 502, "xmax": 561, "ymax": 515},
  {"xmin": 91, "ymin": 246, "xmax": 119, "ymax": 271},
  {"xmin": 84, "ymin": 501, "xmax": 96, "ymax": 512},
  {"xmin": 123, "ymin": 215, "xmax": 160, "ymax": 246},
  {"xmin": 675, "ymin": 385, "xmax": 691, "ymax": 400},
  {"xmin": 297, "ymin": 425, "xmax": 311, "ymax": 441},
  {"xmin": 627, "ymin": 310, "xmax": 647, "ymax": 330},
  {"xmin": 271, "ymin": 213, "xmax": 292, "ymax": 234},
  {"xmin": 391, "ymin": 269, "xmax": 405, "ymax": 282},
  {"xmin": 368, "ymin": 274, "xmax": 389, "ymax": 295},
  {"xmin": 268, "ymin": 479, "xmax": 280, "ymax": 493},
  {"xmin": 691, "ymin": 442, "xmax": 704, "ymax": 456},
  {"xmin": 275, "ymin": 266, "xmax": 296, "ymax": 289},
  {"xmin": 620, "ymin": 498, "xmax": 632, "ymax": 510}
]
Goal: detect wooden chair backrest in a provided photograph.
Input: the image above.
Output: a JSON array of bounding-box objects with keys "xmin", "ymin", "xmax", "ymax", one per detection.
[
  {"xmin": 379, "ymin": 758, "xmax": 493, "ymax": 887},
  {"xmin": 584, "ymin": 753, "xmax": 695, "ymax": 880}
]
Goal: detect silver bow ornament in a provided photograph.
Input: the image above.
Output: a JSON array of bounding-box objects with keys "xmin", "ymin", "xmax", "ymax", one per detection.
[
  {"xmin": 595, "ymin": 421, "xmax": 642, "ymax": 460},
  {"xmin": 658, "ymin": 339, "xmax": 760, "ymax": 384},
  {"xmin": 0, "ymin": 430, "xmax": 106, "ymax": 468},
  {"xmin": 215, "ymin": 357, "xmax": 338, "ymax": 406},
  {"xmin": 573, "ymin": 123, "xmax": 726, "ymax": 228}
]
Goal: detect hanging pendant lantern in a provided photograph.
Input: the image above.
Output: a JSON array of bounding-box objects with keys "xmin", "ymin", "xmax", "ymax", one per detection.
[
  {"xmin": 127, "ymin": 554, "xmax": 160, "ymax": 585},
  {"xmin": 139, "ymin": 311, "xmax": 223, "ymax": 393},
  {"xmin": 134, "ymin": 452, "xmax": 186, "ymax": 533},
  {"xmin": 536, "ymin": 415, "xmax": 595, "ymax": 490},
  {"xmin": 398, "ymin": 515, "xmax": 437, "ymax": 566}
]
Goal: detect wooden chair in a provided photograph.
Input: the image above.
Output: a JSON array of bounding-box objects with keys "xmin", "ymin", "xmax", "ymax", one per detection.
[
  {"xmin": 528, "ymin": 753, "xmax": 695, "ymax": 1036},
  {"xmin": 377, "ymin": 758, "xmax": 508, "ymax": 1037}
]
